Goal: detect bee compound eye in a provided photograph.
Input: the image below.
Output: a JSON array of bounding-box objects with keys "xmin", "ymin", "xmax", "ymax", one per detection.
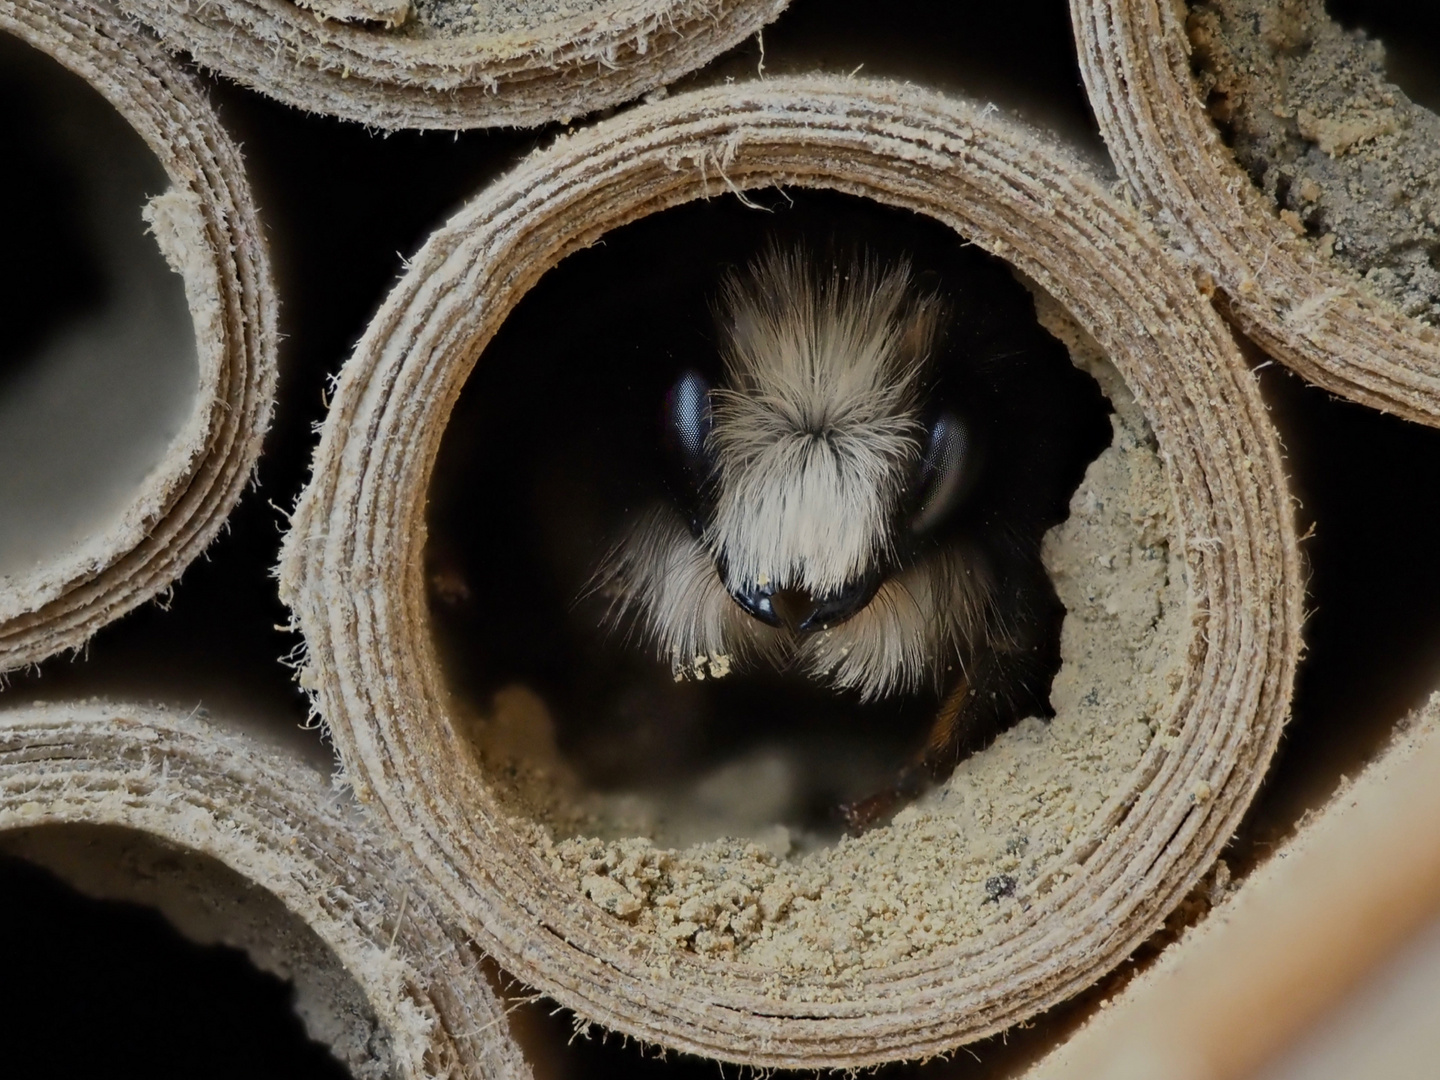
[
  {"xmin": 662, "ymin": 368, "xmax": 715, "ymax": 486},
  {"xmin": 910, "ymin": 410, "xmax": 970, "ymax": 534}
]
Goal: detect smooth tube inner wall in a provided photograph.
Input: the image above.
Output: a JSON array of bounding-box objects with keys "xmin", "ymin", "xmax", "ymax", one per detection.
[{"xmin": 0, "ymin": 34, "xmax": 198, "ymax": 580}]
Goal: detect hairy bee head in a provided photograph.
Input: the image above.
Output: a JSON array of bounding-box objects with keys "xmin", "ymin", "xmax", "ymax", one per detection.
[{"xmin": 591, "ymin": 246, "xmax": 988, "ymax": 700}]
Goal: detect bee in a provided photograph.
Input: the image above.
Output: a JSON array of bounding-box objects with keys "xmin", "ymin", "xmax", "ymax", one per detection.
[{"xmin": 590, "ymin": 246, "xmax": 1077, "ymax": 830}]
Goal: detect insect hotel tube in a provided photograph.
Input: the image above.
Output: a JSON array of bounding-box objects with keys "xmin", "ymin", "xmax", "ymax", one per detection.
[
  {"xmin": 112, "ymin": 0, "xmax": 788, "ymax": 131},
  {"xmin": 0, "ymin": 0, "xmax": 277, "ymax": 673},
  {"xmin": 0, "ymin": 699, "xmax": 533, "ymax": 1080},
  {"xmin": 1071, "ymin": 0, "xmax": 1440, "ymax": 425},
  {"xmin": 278, "ymin": 77, "xmax": 1302, "ymax": 1067},
  {"xmin": 1030, "ymin": 691, "xmax": 1440, "ymax": 1080}
]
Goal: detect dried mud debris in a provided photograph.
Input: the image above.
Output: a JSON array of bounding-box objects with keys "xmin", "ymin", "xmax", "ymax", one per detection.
[{"xmin": 1188, "ymin": 0, "xmax": 1440, "ymax": 325}]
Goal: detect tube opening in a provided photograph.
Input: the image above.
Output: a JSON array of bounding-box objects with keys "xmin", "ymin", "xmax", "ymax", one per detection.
[
  {"xmin": 0, "ymin": 824, "xmax": 387, "ymax": 1078},
  {"xmin": 427, "ymin": 189, "xmax": 1122, "ymax": 859},
  {"xmin": 0, "ymin": 34, "xmax": 199, "ymax": 582}
]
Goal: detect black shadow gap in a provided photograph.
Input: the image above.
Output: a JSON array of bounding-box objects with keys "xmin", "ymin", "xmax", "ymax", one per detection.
[{"xmin": 0, "ymin": 844, "xmax": 351, "ymax": 1080}]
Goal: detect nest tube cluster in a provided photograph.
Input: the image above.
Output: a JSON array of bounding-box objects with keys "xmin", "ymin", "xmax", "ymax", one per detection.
[{"xmin": 48, "ymin": 0, "xmax": 1440, "ymax": 1069}]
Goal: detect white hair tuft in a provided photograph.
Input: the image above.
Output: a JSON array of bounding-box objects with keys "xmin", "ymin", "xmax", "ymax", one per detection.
[
  {"xmin": 798, "ymin": 544, "xmax": 994, "ymax": 700},
  {"xmin": 708, "ymin": 247, "xmax": 945, "ymax": 595},
  {"xmin": 588, "ymin": 506, "xmax": 783, "ymax": 672}
]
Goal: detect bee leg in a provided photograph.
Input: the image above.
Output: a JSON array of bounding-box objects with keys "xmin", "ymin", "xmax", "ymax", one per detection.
[
  {"xmin": 836, "ymin": 761, "xmax": 931, "ymax": 834},
  {"xmin": 919, "ymin": 671, "xmax": 977, "ymax": 773},
  {"xmin": 840, "ymin": 627, "xmax": 1053, "ymax": 834},
  {"xmin": 837, "ymin": 674, "xmax": 973, "ymax": 834}
]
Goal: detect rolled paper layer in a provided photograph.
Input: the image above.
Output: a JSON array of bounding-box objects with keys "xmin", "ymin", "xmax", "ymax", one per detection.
[
  {"xmin": 0, "ymin": 0, "xmax": 278, "ymax": 671},
  {"xmin": 279, "ymin": 76, "xmax": 1301, "ymax": 1067},
  {"xmin": 0, "ymin": 699, "xmax": 532, "ymax": 1080},
  {"xmin": 1071, "ymin": 0, "xmax": 1440, "ymax": 424},
  {"xmin": 116, "ymin": 0, "xmax": 789, "ymax": 130}
]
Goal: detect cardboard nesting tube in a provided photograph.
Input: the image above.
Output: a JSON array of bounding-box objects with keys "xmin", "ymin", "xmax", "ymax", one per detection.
[
  {"xmin": 0, "ymin": 0, "xmax": 278, "ymax": 672},
  {"xmin": 0, "ymin": 699, "xmax": 533, "ymax": 1080},
  {"xmin": 115, "ymin": 0, "xmax": 789, "ymax": 130},
  {"xmin": 277, "ymin": 76, "xmax": 1302, "ymax": 1067},
  {"xmin": 1069, "ymin": 0, "xmax": 1440, "ymax": 425},
  {"xmin": 1028, "ymin": 695, "xmax": 1440, "ymax": 1080}
]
